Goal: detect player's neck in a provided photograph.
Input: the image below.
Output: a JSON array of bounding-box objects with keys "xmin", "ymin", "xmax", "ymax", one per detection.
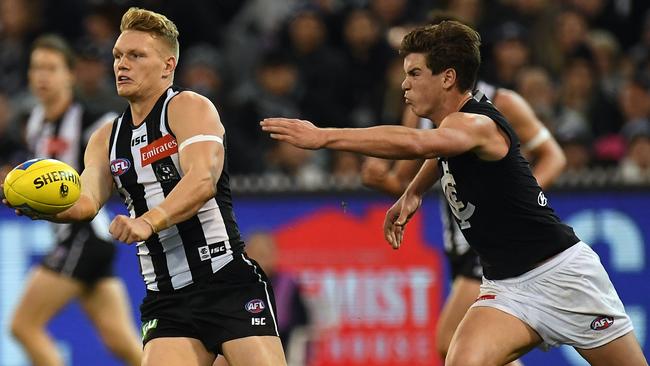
[
  {"xmin": 128, "ymin": 82, "xmax": 171, "ymax": 126},
  {"xmin": 430, "ymin": 91, "xmax": 473, "ymax": 127},
  {"xmin": 43, "ymin": 91, "xmax": 73, "ymax": 121}
]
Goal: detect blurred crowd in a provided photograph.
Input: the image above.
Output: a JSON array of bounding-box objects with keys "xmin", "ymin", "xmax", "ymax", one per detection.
[{"xmin": 1, "ymin": 0, "xmax": 650, "ymax": 187}]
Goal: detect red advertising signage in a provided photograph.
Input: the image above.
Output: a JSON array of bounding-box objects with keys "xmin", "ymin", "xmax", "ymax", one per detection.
[{"xmin": 274, "ymin": 205, "xmax": 444, "ymax": 366}]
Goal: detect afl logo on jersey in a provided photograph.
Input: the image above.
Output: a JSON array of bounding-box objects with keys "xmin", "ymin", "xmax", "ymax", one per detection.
[
  {"xmin": 245, "ymin": 299, "xmax": 266, "ymax": 314},
  {"xmin": 110, "ymin": 158, "xmax": 131, "ymax": 176},
  {"xmin": 590, "ymin": 316, "xmax": 614, "ymax": 330},
  {"xmin": 537, "ymin": 191, "xmax": 548, "ymax": 206}
]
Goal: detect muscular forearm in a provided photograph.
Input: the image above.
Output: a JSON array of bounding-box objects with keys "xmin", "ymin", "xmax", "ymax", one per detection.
[
  {"xmin": 52, "ymin": 193, "xmax": 100, "ymax": 222},
  {"xmin": 529, "ymin": 141, "xmax": 566, "ymax": 190},
  {"xmin": 323, "ymin": 126, "xmax": 432, "ymax": 159},
  {"xmin": 141, "ymin": 168, "xmax": 217, "ymax": 232},
  {"xmin": 404, "ymin": 159, "xmax": 439, "ymax": 197},
  {"xmin": 532, "ymin": 155, "xmax": 565, "ymax": 190}
]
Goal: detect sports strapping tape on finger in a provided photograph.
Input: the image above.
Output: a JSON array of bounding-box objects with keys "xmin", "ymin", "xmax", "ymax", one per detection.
[{"xmin": 178, "ymin": 135, "xmax": 223, "ymax": 152}]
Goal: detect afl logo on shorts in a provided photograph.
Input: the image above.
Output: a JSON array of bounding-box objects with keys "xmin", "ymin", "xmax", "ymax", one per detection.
[
  {"xmin": 590, "ymin": 316, "xmax": 614, "ymax": 330},
  {"xmin": 110, "ymin": 158, "xmax": 131, "ymax": 176},
  {"xmin": 245, "ymin": 299, "xmax": 266, "ymax": 314}
]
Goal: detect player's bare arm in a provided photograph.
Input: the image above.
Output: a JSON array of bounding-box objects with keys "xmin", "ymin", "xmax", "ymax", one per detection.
[
  {"xmin": 109, "ymin": 91, "xmax": 224, "ymax": 243},
  {"xmin": 384, "ymin": 158, "xmax": 441, "ymax": 249},
  {"xmin": 361, "ymin": 108, "xmax": 424, "ymax": 196},
  {"xmin": 57, "ymin": 121, "xmax": 115, "ymax": 222},
  {"xmin": 495, "ymin": 89, "xmax": 565, "ymax": 189},
  {"xmin": 2, "ymin": 121, "xmax": 115, "ymax": 222},
  {"xmin": 261, "ymin": 111, "xmax": 506, "ymax": 160}
]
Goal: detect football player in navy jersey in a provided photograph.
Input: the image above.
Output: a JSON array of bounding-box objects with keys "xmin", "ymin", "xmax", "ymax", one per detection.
[
  {"xmin": 359, "ymin": 12, "xmax": 565, "ymax": 365},
  {"xmin": 262, "ymin": 21, "xmax": 647, "ymax": 366}
]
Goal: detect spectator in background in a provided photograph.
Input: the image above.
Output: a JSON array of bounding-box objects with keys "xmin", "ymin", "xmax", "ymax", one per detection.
[
  {"xmin": 178, "ymin": 43, "xmax": 227, "ymax": 106},
  {"xmin": 0, "ymin": 93, "xmax": 28, "ymax": 176},
  {"xmin": 0, "ymin": 0, "xmax": 42, "ymax": 95},
  {"xmin": 230, "ymin": 51, "xmax": 303, "ymax": 175},
  {"xmin": 619, "ymin": 73, "xmax": 650, "ymax": 137},
  {"xmin": 619, "ymin": 120, "xmax": 650, "ymax": 184},
  {"xmin": 75, "ymin": 43, "xmax": 126, "ymax": 116},
  {"xmin": 484, "ymin": 21, "xmax": 530, "ymax": 89},
  {"xmin": 556, "ymin": 51, "xmax": 622, "ymax": 164},
  {"xmin": 245, "ymin": 231, "xmax": 311, "ymax": 366},
  {"xmin": 557, "ymin": 125, "xmax": 593, "ymax": 172},
  {"xmin": 546, "ymin": 8, "xmax": 590, "ymax": 76},
  {"xmin": 588, "ymin": 30, "xmax": 623, "ymax": 100},
  {"xmin": 340, "ymin": 9, "xmax": 393, "ymax": 127},
  {"xmin": 515, "ymin": 66, "xmax": 557, "ymax": 129},
  {"xmin": 282, "ymin": 7, "xmax": 347, "ymax": 127}
]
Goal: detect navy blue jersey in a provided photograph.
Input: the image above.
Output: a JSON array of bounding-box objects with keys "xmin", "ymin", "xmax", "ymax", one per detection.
[{"xmin": 437, "ymin": 91, "xmax": 579, "ymax": 279}]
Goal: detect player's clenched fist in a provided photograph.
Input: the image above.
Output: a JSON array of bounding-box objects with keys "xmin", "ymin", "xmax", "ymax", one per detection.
[{"xmin": 109, "ymin": 214, "xmax": 153, "ymax": 244}]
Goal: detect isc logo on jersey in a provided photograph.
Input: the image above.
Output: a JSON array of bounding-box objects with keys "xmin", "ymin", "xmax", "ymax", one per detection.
[{"xmin": 245, "ymin": 299, "xmax": 265, "ymax": 314}]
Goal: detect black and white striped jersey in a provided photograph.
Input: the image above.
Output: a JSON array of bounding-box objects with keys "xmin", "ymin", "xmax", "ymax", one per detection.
[
  {"xmin": 25, "ymin": 101, "xmax": 114, "ymax": 243},
  {"xmin": 108, "ymin": 86, "xmax": 243, "ymax": 292}
]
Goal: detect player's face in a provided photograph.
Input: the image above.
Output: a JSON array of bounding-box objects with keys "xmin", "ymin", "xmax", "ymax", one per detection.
[
  {"xmin": 112, "ymin": 30, "xmax": 174, "ymax": 100},
  {"xmin": 402, "ymin": 53, "xmax": 441, "ymax": 118},
  {"xmin": 28, "ymin": 49, "xmax": 74, "ymax": 104}
]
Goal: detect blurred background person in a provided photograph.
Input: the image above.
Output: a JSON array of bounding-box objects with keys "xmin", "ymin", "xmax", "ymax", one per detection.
[
  {"xmin": 245, "ymin": 231, "xmax": 312, "ymax": 366},
  {"xmin": 8, "ymin": 34, "xmax": 141, "ymax": 366}
]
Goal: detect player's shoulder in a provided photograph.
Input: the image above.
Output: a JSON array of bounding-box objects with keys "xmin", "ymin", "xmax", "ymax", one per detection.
[
  {"xmin": 169, "ymin": 90, "xmax": 216, "ymax": 111},
  {"xmin": 443, "ymin": 110, "xmax": 494, "ymax": 130}
]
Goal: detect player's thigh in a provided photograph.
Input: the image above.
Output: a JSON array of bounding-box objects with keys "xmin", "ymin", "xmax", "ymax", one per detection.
[
  {"xmin": 437, "ymin": 276, "xmax": 481, "ymax": 342},
  {"xmin": 143, "ymin": 337, "xmax": 215, "ymax": 366},
  {"xmin": 80, "ymin": 278, "xmax": 138, "ymax": 340},
  {"xmin": 212, "ymin": 355, "xmax": 229, "ymax": 366},
  {"xmin": 446, "ymin": 306, "xmax": 541, "ymax": 366},
  {"xmin": 576, "ymin": 332, "xmax": 648, "ymax": 366},
  {"xmin": 12, "ymin": 266, "xmax": 84, "ymax": 326},
  {"xmin": 222, "ymin": 335, "xmax": 287, "ymax": 366}
]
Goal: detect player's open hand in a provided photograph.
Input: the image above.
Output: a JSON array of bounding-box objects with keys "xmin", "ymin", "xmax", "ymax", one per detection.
[
  {"xmin": 383, "ymin": 192, "xmax": 422, "ymax": 249},
  {"xmin": 260, "ymin": 118, "xmax": 325, "ymax": 150},
  {"xmin": 109, "ymin": 214, "xmax": 153, "ymax": 244}
]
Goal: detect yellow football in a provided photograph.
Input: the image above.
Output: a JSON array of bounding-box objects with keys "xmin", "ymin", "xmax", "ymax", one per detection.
[{"xmin": 3, "ymin": 158, "xmax": 81, "ymax": 215}]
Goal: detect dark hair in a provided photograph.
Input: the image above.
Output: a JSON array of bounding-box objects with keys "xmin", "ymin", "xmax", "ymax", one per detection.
[
  {"xmin": 426, "ymin": 10, "xmax": 463, "ymax": 25},
  {"xmin": 31, "ymin": 34, "xmax": 76, "ymax": 69},
  {"xmin": 400, "ymin": 21, "xmax": 481, "ymax": 92}
]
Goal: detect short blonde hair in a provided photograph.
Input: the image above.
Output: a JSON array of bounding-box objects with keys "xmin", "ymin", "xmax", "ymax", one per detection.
[{"xmin": 120, "ymin": 7, "xmax": 179, "ymax": 59}]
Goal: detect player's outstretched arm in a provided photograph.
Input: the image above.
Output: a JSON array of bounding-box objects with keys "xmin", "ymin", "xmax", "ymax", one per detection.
[
  {"xmin": 361, "ymin": 108, "xmax": 424, "ymax": 196},
  {"xmin": 495, "ymin": 89, "xmax": 566, "ymax": 189},
  {"xmin": 261, "ymin": 113, "xmax": 487, "ymax": 160},
  {"xmin": 109, "ymin": 92, "xmax": 225, "ymax": 243}
]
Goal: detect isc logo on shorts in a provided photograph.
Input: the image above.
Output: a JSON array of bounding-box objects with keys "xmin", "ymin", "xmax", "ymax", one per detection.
[
  {"xmin": 245, "ymin": 299, "xmax": 265, "ymax": 314},
  {"xmin": 197, "ymin": 242, "xmax": 227, "ymax": 261},
  {"xmin": 590, "ymin": 316, "xmax": 614, "ymax": 330}
]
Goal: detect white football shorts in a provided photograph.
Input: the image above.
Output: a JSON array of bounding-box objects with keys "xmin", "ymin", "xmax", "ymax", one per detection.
[{"xmin": 471, "ymin": 241, "xmax": 633, "ymax": 350}]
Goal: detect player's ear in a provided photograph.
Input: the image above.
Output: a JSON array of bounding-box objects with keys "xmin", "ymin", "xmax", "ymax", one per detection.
[
  {"xmin": 162, "ymin": 55, "xmax": 176, "ymax": 79},
  {"xmin": 441, "ymin": 68, "xmax": 457, "ymax": 90}
]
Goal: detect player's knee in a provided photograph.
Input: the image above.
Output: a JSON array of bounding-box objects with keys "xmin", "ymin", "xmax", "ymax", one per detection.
[
  {"xmin": 10, "ymin": 315, "xmax": 32, "ymax": 342},
  {"xmin": 445, "ymin": 343, "xmax": 491, "ymax": 366}
]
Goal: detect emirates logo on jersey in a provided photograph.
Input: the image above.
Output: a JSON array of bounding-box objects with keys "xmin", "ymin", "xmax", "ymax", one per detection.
[{"xmin": 140, "ymin": 134, "xmax": 178, "ymax": 166}]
